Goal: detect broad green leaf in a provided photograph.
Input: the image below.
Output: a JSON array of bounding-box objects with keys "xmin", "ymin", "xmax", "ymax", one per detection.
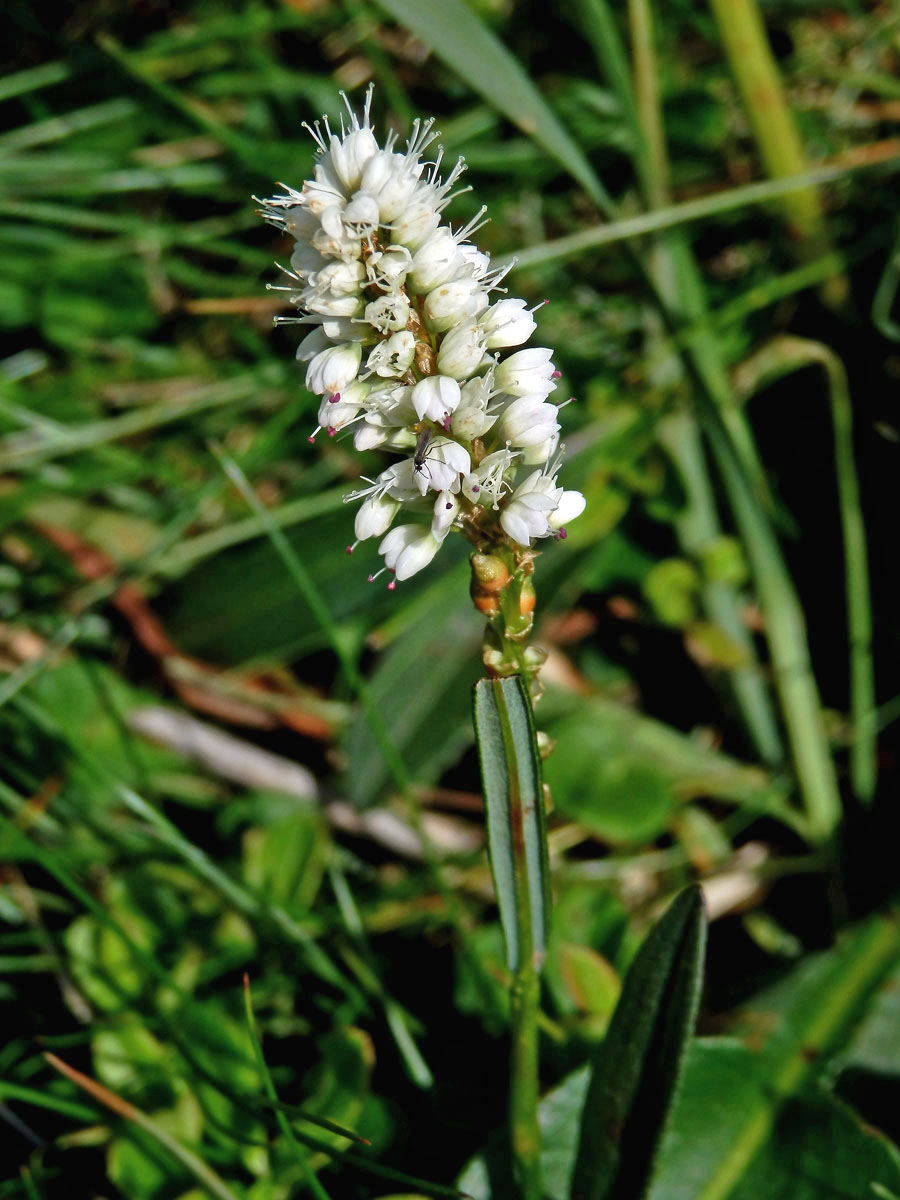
[
  {"xmin": 841, "ymin": 961, "xmax": 900, "ymax": 1078},
  {"xmin": 473, "ymin": 675, "xmax": 550, "ymax": 971},
  {"xmin": 570, "ymin": 886, "xmax": 707, "ymax": 1200},
  {"xmin": 649, "ymin": 911, "xmax": 900, "ymax": 1200},
  {"xmin": 650, "ymin": 1046, "xmax": 900, "ymax": 1200}
]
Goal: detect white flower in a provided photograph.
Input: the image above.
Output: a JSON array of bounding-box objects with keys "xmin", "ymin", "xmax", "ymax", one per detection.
[
  {"xmin": 462, "ymin": 447, "xmax": 518, "ymax": 507},
  {"xmin": 379, "ymin": 524, "xmax": 444, "ymax": 581},
  {"xmin": 496, "ymin": 394, "xmax": 560, "ymax": 448},
  {"xmin": 261, "ymin": 87, "xmax": 584, "ymax": 581},
  {"xmin": 411, "ymin": 375, "xmax": 461, "ymax": 422},
  {"xmin": 365, "ymin": 330, "xmax": 415, "ymax": 378},
  {"xmin": 411, "ymin": 436, "xmax": 470, "ymax": 496},
  {"xmin": 500, "ymin": 471, "xmax": 561, "ymax": 544},
  {"xmin": 364, "ymin": 293, "xmax": 410, "ymax": 334}
]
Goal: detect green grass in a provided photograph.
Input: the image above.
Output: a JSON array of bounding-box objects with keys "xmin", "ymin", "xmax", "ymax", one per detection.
[{"xmin": 2, "ymin": 2, "xmax": 900, "ymax": 1197}]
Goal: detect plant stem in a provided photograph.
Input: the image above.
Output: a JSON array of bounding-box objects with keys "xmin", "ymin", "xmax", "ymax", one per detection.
[
  {"xmin": 509, "ymin": 962, "xmax": 542, "ymax": 1200},
  {"xmin": 627, "ymin": 0, "xmax": 783, "ymax": 763},
  {"xmin": 707, "ymin": 0, "xmax": 848, "ymax": 306},
  {"xmin": 733, "ymin": 336, "xmax": 875, "ymax": 803}
]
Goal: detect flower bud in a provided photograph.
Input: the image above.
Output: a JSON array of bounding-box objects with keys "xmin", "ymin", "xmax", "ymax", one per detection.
[
  {"xmin": 326, "ymin": 127, "xmax": 379, "ymax": 192},
  {"xmin": 470, "ymin": 553, "xmax": 511, "ymax": 593},
  {"xmin": 423, "ymin": 278, "xmax": 489, "ymax": 333},
  {"xmin": 450, "ymin": 377, "xmax": 497, "ymax": 440},
  {"xmin": 305, "ymin": 341, "xmax": 362, "ymax": 396},
  {"xmin": 409, "ymin": 228, "xmax": 465, "ymax": 293},
  {"xmin": 390, "ymin": 193, "xmax": 441, "ymax": 250},
  {"xmin": 362, "ymin": 152, "xmax": 421, "ymax": 221},
  {"xmin": 496, "ymin": 395, "xmax": 560, "ymax": 448},
  {"xmin": 431, "ymin": 490, "xmax": 459, "ymax": 534},
  {"xmin": 343, "ymin": 190, "xmax": 380, "ymax": 228},
  {"xmin": 493, "ymin": 347, "xmax": 557, "ymax": 398},
  {"xmin": 482, "ymin": 298, "xmax": 537, "ymax": 349},
  {"xmin": 355, "ymin": 493, "xmax": 400, "ymax": 540},
  {"xmin": 379, "ymin": 524, "xmax": 443, "ymax": 581},
  {"xmin": 436, "ymin": 323, "xmax": 487, "ymax": 380},
  {"xmin": 548, "ymin": 489, "xmax": 586, "ymax": 529}
]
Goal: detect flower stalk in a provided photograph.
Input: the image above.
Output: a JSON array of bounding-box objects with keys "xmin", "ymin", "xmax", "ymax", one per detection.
[{"xmin": 263, "ymin": 88, "xmax": 574, "ymax": 1199}]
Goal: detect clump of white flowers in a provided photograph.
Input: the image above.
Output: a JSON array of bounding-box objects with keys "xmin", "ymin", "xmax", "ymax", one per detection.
[{"xmin": 259, "ymin": 87, "xmax": 585, "ymax": 587}]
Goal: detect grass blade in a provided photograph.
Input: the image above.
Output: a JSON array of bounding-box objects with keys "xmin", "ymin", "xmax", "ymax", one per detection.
[
  {"xmin": 374, "ymin": 0, "xmax": 610, "ymax": 209},
  {"xmin": 44, "ymin": 1053, "xmax": 242, "ymax": 1200}
]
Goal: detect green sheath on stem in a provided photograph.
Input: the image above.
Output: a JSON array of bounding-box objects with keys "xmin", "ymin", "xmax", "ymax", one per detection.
[{"xmin": 473, "ymin": 675, "xmax": 550, "ymax": 1200}]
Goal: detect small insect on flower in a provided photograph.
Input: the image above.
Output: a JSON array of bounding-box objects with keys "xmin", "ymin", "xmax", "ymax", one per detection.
[{"xmin": 413, "ymin": 427, "xmax": 433, "ymax": 478}]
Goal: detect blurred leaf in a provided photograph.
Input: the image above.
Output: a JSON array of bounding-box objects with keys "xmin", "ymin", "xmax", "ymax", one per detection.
[
  {"xmin": 643, "ymin": 558, "xmax": 700, "ymax": 628},
  {"xmin": 40, "ymin": 259, "xmax": 157, "ymax": 351},
  {"xmin": 555, "ymin": 944, "xmax": 621, "ymax": 1036},
  {"xmin": 242, "ymin": 806, "xmax": 328, "ymax": 911},
  {"xmin": 840, "ymin": 961, "xmax": 900, "ymax": 1079},
  {"xmin": 342, "ymin": 554, "xmax": 479, "ymax": 807},
  {"xmin": 570, "ymin": 886, "xmax": 706, "ymax": 1200},
  {"xmin": 543, "ymin": 694, "xmax": 787, "ymax": 842}
]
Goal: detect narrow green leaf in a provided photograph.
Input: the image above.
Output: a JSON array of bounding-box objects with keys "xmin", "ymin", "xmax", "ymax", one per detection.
[
  {"xmin": 472, "ymin": 676, "xmax": 550, "ymax": 971},
  {"xmin": 570, "ymin": 886, "xmax": 707, "ymax": 1200}
]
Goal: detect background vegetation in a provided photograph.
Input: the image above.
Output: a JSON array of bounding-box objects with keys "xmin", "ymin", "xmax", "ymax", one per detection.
[{"xmin": 2, "ymin": 1, "xmax": 900, "ymax": 1197}]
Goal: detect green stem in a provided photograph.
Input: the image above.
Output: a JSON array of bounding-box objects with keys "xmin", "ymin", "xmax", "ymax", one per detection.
[
  {"xmin": 509, "ymin": 964, "xmax": 542, "ymax": 1200},
  {"xmin": 707, "ymin": 0, "xmax": 847, "ymax": 306},
  {"xmin": 626, "ymin": 0, "xmax": 783, "ymax": 763},
  {"xmin": 685, "ymin": 361, "xmax": 842, "ymax": 840},
  {"xmin": 657, "ymin": 413, "xmax": 784, "ymax": 764},
  {"xmin": 734, "ymin": 336, "xmax": 876, "ymax": 802}
]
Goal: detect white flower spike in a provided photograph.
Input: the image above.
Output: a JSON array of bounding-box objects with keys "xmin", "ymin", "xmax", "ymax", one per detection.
[{"xmin": 260, "ymin": 87, "xmax": 584, "ymax": 585}]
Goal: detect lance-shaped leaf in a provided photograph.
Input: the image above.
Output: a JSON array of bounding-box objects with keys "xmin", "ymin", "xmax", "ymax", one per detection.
[
  {"xmin": 473, "ymin": 676, "xmax": 550, "ymax": 971},
  {"xmin": 570, "ymin": 886, "xmax": 707, "ymax": 1200}
]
